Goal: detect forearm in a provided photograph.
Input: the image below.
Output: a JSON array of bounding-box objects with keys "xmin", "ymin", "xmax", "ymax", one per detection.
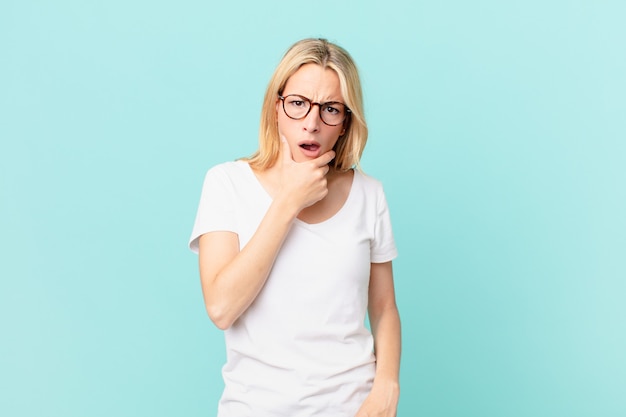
[
  {"xmin": 355, "ymin": 303, "xmax": 401, "ymax": 417},
  {"xmin": 200, "ymin": 195, "xmax": 299, "ymax": 329},
  {"xmin": 371, "ymin": 305, "xmax": 402, "ymax": 386}
]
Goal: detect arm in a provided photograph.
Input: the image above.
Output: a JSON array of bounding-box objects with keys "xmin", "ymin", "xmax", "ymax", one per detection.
[
  {"xmin": 198, "ymin": 198, "xmax": 296, "ymax": 330},
  {"xmin": 198, "ymin": 140, "xmax": 335, "ymax": 330},
  {"xmin": 355, "ymin": 261, "xmax": 401, "ymax": 417}
]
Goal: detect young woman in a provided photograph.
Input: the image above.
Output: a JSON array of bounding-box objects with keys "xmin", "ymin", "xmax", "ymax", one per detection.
[{"xmin": 189, "ymin": 38, "xmax": 401, "ymax": 417}]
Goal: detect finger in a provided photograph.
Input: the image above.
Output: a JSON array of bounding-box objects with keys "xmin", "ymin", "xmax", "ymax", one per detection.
[{"xmin": 314, "ymin": 149, "xmax": 336, "ymax": 167}]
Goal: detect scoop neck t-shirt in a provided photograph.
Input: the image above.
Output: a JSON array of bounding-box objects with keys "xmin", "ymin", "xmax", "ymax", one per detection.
[{"xmin": 190, "ymin": 160, "xmax": 397, "ymax": 417}]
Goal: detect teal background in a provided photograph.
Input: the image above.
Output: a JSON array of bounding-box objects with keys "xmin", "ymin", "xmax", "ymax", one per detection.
[{"xmin": 1, "ymin": 0, "xmax": 625, "ymax": 416}]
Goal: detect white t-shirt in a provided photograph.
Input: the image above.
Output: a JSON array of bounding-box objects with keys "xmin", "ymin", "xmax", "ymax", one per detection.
[{"xmin": 189, "ymin": 160, "xmax": 397, "ymax": 417}]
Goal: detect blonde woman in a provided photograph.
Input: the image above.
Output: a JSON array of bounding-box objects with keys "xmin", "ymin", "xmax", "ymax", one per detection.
[{"xmin": 190, "ymin": 38, "xmax": 401, "ymax": 417}]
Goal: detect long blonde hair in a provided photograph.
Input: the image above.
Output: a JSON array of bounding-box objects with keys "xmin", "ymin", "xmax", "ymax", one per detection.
[{"xmin": 244, "ymin": 38, "xmax": 368, "ymax": 171}]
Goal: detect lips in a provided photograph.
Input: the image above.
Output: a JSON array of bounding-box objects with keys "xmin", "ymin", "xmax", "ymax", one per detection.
[
  {"xmin": 297, "ymin": 141, "xmax": 322, "ymax": 158},
  {"xmin": 299, "ymin": 143, "xmax": 320, "ymax": 151}
]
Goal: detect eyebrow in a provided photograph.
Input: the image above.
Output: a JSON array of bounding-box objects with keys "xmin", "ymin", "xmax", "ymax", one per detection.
[{"xmin": 284, "ymin": 93, "xmax": 344, "ymax": 104}]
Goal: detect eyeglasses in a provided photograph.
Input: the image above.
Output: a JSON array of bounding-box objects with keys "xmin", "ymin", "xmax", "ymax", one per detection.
[{"xmin": 279, "ymin": 94, "xmax": 351, "ymax": 126}]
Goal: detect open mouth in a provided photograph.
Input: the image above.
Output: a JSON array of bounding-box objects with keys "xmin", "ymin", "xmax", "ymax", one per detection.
[{"xmin": 299, "ymin": 142, "xmax": 320, "ymax": 152}]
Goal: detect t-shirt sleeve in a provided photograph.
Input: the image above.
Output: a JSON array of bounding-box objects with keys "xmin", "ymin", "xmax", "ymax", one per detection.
[
  {"xmin": 188, "ymin": 165, "xmax": 237, "ymax": 254},
  {"xmin": 370, "ymin": 185, "xmax": 398, "ymax": 263}
]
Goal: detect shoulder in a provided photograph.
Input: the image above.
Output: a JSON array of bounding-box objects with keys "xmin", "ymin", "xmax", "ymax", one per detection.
[
  {"xmin": 354, "ymin": 169, "xmax": 385, "ymax": 194},
  {"xmin": 205, "ymin": 160, "xmax": 248, "ymax": 176},
  {"xmin": 198, "ymin": 160, "xmax": 253, "ymax": 196},
  {"xmin": 202, "ymin": 160, "xmax": 251, "ymax": 183}
]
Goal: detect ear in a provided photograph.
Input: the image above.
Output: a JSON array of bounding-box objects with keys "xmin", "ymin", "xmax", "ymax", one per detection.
[{"xmin": 341, "ymin": 116, "xmax": 351, "ymax": 136}]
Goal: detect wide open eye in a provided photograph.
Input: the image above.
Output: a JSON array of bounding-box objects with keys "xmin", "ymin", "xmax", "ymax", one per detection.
[{"xmin": 322, "ymin": 104, "xmax": 342, "ymax": 115}]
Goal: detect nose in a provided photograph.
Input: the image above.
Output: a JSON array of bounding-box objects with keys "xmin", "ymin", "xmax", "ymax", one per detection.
[{"xmin": 302, "ymin": 103, "xmax": 321, "ymax": 133}]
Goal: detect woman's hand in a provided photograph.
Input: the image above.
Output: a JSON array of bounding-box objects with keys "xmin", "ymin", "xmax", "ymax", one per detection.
[
  {"xmin": 354, "ymin": 379, "xmax": 399, "ymax": 417},
  {"xmin": 276, "ymin": 136, "xmax": 335, "ymax": 211}
]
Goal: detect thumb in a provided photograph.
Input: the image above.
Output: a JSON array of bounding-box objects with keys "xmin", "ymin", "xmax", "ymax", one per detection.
[{"xmin": 280, "ymin": 135, "xmax": 294, "ymax": 164}]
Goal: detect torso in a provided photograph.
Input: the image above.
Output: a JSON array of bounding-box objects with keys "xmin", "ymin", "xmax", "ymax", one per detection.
[{"xmin": 190, "ymin": 160, "xmax": 398, "ymax": 416}]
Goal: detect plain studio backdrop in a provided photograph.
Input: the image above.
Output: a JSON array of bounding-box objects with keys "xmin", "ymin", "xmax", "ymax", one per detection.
[{"xmin": 1, "ymin": 1, "xmax": 624, "ymax": 416}]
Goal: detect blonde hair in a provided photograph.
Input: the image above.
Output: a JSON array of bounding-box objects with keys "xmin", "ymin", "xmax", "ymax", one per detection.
[{"xmin": 244, "ymin": 38, "xmax": 368, "ymax": 171}]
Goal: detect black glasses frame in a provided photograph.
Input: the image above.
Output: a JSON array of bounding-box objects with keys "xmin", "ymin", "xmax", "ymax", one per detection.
[{"xmin": 278, "ymin": 94, "xmax": 351, "ymax": 126}]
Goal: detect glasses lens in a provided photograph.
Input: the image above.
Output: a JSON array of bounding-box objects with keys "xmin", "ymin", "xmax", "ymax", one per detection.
[
  {"xmin": 320, "ymin": 103, "xmax": 346, "ymax": 126},
  {"xmin": 283, "ymin": 95, "xmax": 310, "ymax": 119}
]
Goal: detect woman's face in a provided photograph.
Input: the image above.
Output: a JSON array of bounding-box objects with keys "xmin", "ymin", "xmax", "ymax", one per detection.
[{"xmin": 276, "ymin": 63, "xmax": 346, "ymax": 163}]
